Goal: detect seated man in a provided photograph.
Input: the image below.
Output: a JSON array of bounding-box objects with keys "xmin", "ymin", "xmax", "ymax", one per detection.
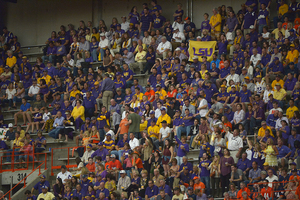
[
  {"xmin": 236, "ymin": 182, "xmax": 250, "ymax": 199},
  {"xmin": 14, "ymin": 98, "xmax": 30, "ymax": 126},
  {"xmin": 48, "ymin": 111, "xmax": 65, "ymax": 140}
]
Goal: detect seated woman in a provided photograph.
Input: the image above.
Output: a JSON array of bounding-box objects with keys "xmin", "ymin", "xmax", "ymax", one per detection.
[
  {"xmin": 34, "ymin": 131, "xmax": 46, "ymax": 161},
  {"xmin": 71, "ymin": 99, "xmax": 85, "ymax": 130},
  {"xmin": 88, "ymin": 125, "xmax": 100, "ymax": 148}
]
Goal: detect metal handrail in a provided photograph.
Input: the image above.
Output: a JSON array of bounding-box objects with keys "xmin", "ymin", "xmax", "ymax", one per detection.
[
  {"xmin": 0, "ymin": 162, "xmax": 45, "ymax": 200},
  {"xmin": 51, "ymin": 145, "xmax": 85, "ymax": 176}
]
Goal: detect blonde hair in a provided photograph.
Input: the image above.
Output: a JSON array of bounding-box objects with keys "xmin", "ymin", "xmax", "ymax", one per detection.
[
  {"xmin": 212, "ymin": 155, "xmax": 220, "ymax": 166},
  {"xmin": 141, "ymin": 169, "xmax": 148, "ymax": 175}
]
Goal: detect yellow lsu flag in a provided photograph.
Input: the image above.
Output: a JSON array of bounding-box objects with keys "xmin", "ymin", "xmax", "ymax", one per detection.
[{"xmin": 188, "ymin": 40, "xmax": 217, "ymax": 62}]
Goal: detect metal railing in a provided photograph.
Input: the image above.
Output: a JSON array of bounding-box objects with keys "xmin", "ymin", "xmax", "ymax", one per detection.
[
  {"xmin": 0, "ymin": 146, "xmax": 47, "ymax": 173},
  {"xmin": 51, "ymin": 146, "xmax": 85, "ymax": 176},
  {"xmin": 0, "ymin": 162, "xmax": 45, "ymax": 200}
]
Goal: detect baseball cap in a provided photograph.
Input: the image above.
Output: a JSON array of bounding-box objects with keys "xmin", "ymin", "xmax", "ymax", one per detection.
[
  {"xmin": 290, "ymin": 44, "xmax": 295, "ymax": 47},
  {"xmin": 192, "ymin": 56, "xmax": 198, "ymax": 60},
  {"xmin": 193, "ymin": 176, "xmax": 199, "ymax": 180},
  {"xmin": 221, "ymin": 85, "xmax": 226, "ymax": 88},
  {"xmin": 24, "ymin": 72, "xmax": 30, "ymax": 76},
  {"xmin": 187, "ymin": 187, "xmax": 193, "ymax": 190},
  {"xmin": 91, "ymin": 116, "xmax": 96, "ymax": 120},
  {"xmin": 292, "ymin": 169, "xmax": 297, "ymax": 172},
  {"xmin": 150, "ymin": 110, "xmax": 155, "ymax": 114},
  {"xmin": 8, "ymin": 123, "xmax": 13, "ymax": 128},
  {"xmin": 263, "ymin": 162, "xmax": 269, "ymax": 166},
  {"xmin": 161, "ymin": 120, "xmax": 167, "ymax": 124},
  {"xmin": 40, "ymin": 175, "xmax": 46, "ymax": 179},
  {"xmin": 185, "ymin": 17, "xmax": 191, "ymax": 20},
  {"xmin": 97, "ymin": 142, "xmax": 103, "ymax": 146},
  {"xmin": 110, "ymin": 154, "xmax": 116, "ymax": 158},
  {"xmin": 256, "ymin": 75, "xmax": 262, "ymax": 78},
  {"xmin": 268, "ymin": 93, "xmax": 273, "ymax": 97},
  {"xmin": 100, "ymin": 33, "xmax": 105, "ymax": 37},
  {"xmin": 5, "ymin": 66, "xmax": 9, "ymax": 69},
  {"xmin": 244, "ymin": 76, "xmax": 250, "ymax": 79},
  {"xmin": 82, "ymin": 174, "xmax": 88, "ymax": 178},
  {"xmin": 249, "ymin": 25, "xmax": 255, "ymax": 29},
  {"xmin": 175, "ymin": 47, "xmax": 181, "ymax": 51},
  {"xmin": 289, "ymin": 29, "xmax": 295, "ymax": 32},
  {"xmin": 231, "ymin": 85, "xmax": 236, "ymax": 88},
  {"xmin": 86, "ymin": 144, "xmax": 92, "ymax": 149},
  {"xmin": 146, "ymin": 84, "xmax": 151, "ymax": 88},
  {"xmin": 116, "ymin": 72, "xmax": 121, "ymax": 76},
  {"xmin": 275, "ymin": 83, "xmax": 281, "ymax": 86},
  {"xmin": 290, "ymin": 162, "xmax": 297, "ymax": 165},
  {"xmin": 120, "ymin": 170, "xmax": 126, "ymax": 174},
  {"xmin": 129, "ymin": 23, "xmax": 134, "ymax": 26},
  {"xmin": 86, "ymin": 117, "xmax": 91, "ymax": 121},
  {"xmin": 160, "ymin": 107, "xmax": 166, "ymax": 111},
  {"xmin": 41, "ymin": 185, "xmax": 48, "ymax": 189},
  {"xmin": 106, "ymin": 133, "xmax": 111, "ymax": 137},
  {"xmin": 156, "ymin": 84, "xmax": 161, "ymax": 87},
  {"xmin": 182, "ymin": 91, "xmax": 187, "ymax": 94},
  {"xmin": 18, "ymin": 51, "xmax": 23, "ymax": 54},
  {"xmin": 94, "ymin": 81, "xmax": 99, "ymax": 85},
  {"xmin": 43, "ymin": 69, "xmax": 48, "ymax": 72},
  {"xmin": 61, "ymin": 165, "xmax": 67, "ymax": 169},
  {"xmin": 242, "ymin": 67, "xmax": 247, "ymax": 70},
  {"xmin": 134, "ymin": 107, "xmax": 139, "ymax": 112},
  {"xmin": 22, "ymin": 56, "xmax": 27, "ymax": 59}
]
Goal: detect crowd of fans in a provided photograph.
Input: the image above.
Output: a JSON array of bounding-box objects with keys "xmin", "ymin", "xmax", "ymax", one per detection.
[{"xmin": 1, "ymin": 0, "xmax": 300, "ymax": 200}]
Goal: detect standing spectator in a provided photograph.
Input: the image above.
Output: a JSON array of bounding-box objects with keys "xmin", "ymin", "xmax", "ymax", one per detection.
[
  {"xmin": 225, "ymin": 129, "xmax": 243, "ymax": 163},
  {"xmin": 242, "ymin": 6, "xmax": 257, "ymax": 37},
  {"xmin": 209, "ymin": 8, "xmax": 222, "ymax": 40},
  {"xmin": 101, "ymin": 73, "xmax": 115, "ymax": 110},
  {"xmin": 140, "ymin": 8, "xmax": 153, "ymax": 37},
  {"xmin": 220, "ymin": 148, "xmax": 234, "ymax": 195},
  {"xmin": 127, "ymin": 108, "xmax": 142, "ymax": 139}
]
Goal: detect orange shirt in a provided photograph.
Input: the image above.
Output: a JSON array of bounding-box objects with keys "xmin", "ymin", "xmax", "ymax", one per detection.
[
  {"xmin": 237, "ymin": 188, "xmax": 250, "ymax": 199},
  {"xmin": 282, "ymin": 22, "xmax": 288, "ymax": 30},
  {"xmin": 86, "ymin": 162, "xmax": 95, "ymax": 172},
  {"xmin": 289, "ymin": 175, "xmax": 300, "ymax": 181},
  {"xmin": 167, "ymin": 89, "xmax": 177, "ymax": 98},
  {"xmin": 194, "ymin": 182, "xmax": 205, "ymax": 192},
  {"xmin": 119, "ymin": 118, "xmax": 129, "ymax": 135},
  {"xmin": 109, "ymin": 160, "xmax": 123, "ymax": 170},
  {"xmin": 132, "ymin": 157, "xmax": 143, "ymax": 169},
  {"xmin": 144, "ymin": 90, "xmax": 155, "ymax": 102},
  {"xmin": 261, "ymin": 187, "xmax": 272, "ymax": 200},
  {"xmin": 239, "ymin": 198, "xmax": 251, "ymax": 200}
]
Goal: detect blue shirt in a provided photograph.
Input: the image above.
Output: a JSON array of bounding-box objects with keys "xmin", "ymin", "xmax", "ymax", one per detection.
[
  {"xmin": 123, "ymin": 69, "xmax": 134, "ymax": 81},
  {"xmin": 153, "ymin": 15, "xmax": 166, "ymax": 29},
  {"xmin": 218, "ymin": 91, "xmax": 228, "ymax": 103},
  {"xmin": 236, "ymin": 158, "xmax": 251, "ymax": 171},
  {"xmin": 277, "ymin": 145, "xmax": 292, "ymax": 159},
  {"xmin": 159, "ymin": 185, "xmax": 172, "ymax": 197},
  {"xmin": 284, "ymin": 78, "xmax": 297, "ymax": 91},
  {"xmin": 243, "ymin": 11, "xmax": 257, "ymax": 29},
  {"xmin": 220, "ymin": 67, "xmax": 230, "ymax": 78},
  {"xmin": 228, "ymin": 91, "xmax": 239, "ymax": 103},
  {"xmin": 91, "ymin": 148, "xmax": 109, "ymax": 161},
  {"xmin": 266, "ymin": 114, "xmax": 278, "ymax": 128},
  {"xmin": 239, "ymin": 89, "xmax": 252, "ymax": 102},
  {"xmin": 140, "ymin": 14, "xmax": 153, "ymax": 31},
  {"xmin": 20, "ymin": 103, "xmax": 31, "ymax": 112},
  {"xmin": 175, "ymin": 135, "xmax": 189, "ymax": 157},
  {"xmin": 71, "ymin": 190, "xmax": 83, "ymax": 200},
  {"xmin": 56, "ymin": 67, "xmax": 68, "ymax": 78},
  {"xmin": 199, "ymin": 160, "xmax": 212, "ymax": 177},
  {"xmin": 145, "ymin": 185, "xmax": 159, "ymax": 198},
  {"xmin": 34, "ymin": 180, "xmax": 51, "ymax": 194},
  {"xmin": 179, "ymin": 161, "xmax": 193, "ymax": 172},
  {"xmin": 83, "ymin": 96, "xmax": 96, "ymax": 109},
  {"xmin": 81, "ymin": 179, "xmax": 93, "ymax": 196},
  {"xmin": 96, "ymin": 188, "xmax": 109, "ymax": 198},
  {"xmin": 258, "ymin": 9, "xmax": 269, "ymax": 25}
]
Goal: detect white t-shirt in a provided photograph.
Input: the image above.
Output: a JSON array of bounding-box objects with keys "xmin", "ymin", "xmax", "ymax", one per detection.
[
  {"xmin": 198, "ymin": 99, "xmax": 208, "ymax": 117},
  {"xmin": 263, "ymin": 90, "xmax": 273, "ymax": 103},
  {"xmin": 129, "ymin": 138, "xmax": 139, "ymax": 150},
  {"xmin": 262, "ymin": 32, "xmax": 270, "ymax": 39},
  {"xmin": 43, "ymin": 112, "xmax": 51, "ymax": 121},
  {"xmin": 159, "ymin": 127, "xmax": 171, "ymax": 138},
  {"xmin": 6, "ymin": 88, "xmax": 16, "ymax": 99},
  {"xmin": 57, "ymin": 171, "xmax": 72, "ymax": 184},
  {"xmin": 157, "ymin": 41, "xmax": 172, "ymax": 53},
  {"xmin": 250, "ymin": 53, "xmax": 261, "ymax": 66},
  {"xmin": 254, "ymin": 80, "xmax": 266, "ymax": 94},
  {"xmin": 226, "ymin": 132, "xmax": 243, "ymax": 151},
  {"xmin": 28, "ymin": 85, "xmax": 40, "ymax": 95}
]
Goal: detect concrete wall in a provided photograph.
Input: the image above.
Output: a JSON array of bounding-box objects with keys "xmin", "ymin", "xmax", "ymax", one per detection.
[{"xmin": 4, "ymin": 0, "xmax": 280, "ymax": 46}]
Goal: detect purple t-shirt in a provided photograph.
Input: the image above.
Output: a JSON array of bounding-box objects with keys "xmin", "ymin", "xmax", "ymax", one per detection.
[{"xmin": 199, "ymin": 160, "xmax": 212, "ymax": 177}]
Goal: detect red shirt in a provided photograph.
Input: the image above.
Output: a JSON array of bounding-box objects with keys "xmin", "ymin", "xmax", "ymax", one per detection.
[{"xmin": 86, "ymin": 162, "xmax": 95, "ymax": 172}]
